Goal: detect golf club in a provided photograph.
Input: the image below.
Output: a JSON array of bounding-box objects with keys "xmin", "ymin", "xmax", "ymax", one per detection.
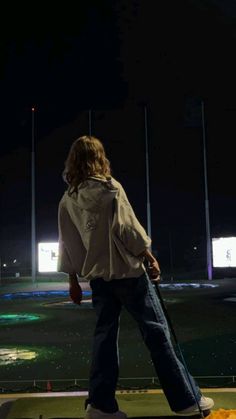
[{"xmin": 152, "ymin": 279, "xmax": 206, "ymax": 418}]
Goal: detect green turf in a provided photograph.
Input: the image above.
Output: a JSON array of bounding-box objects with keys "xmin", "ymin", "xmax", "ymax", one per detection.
[
  {"xmin": 6, "ymin": 393, "xmax": 236, "ymax": 419},
  {"xmin": 1, "ymin": 278, "xmax": 236, "ymax": 387}
]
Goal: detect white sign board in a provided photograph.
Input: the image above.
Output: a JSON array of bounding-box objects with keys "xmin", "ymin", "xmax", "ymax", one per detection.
[
  {"xmin": 212, "ymin": 237, "xmax": 236, "ymax": 267},
  {"xmin": 38, "ymin": 242, "xmax": 59, "ymax": 272}
]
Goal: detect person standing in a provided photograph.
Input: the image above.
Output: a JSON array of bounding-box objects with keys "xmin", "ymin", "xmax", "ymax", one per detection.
[{"xmin": 58, "ymin": 135, "xmax": 214, "ymax": 419}]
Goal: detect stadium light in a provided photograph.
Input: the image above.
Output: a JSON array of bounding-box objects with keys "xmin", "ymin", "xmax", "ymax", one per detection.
[
  {"xmin": 212, "ymin": 237, "xmax": 236, "ymax": 268},
  {"xmin": 38, "ymin": 242, "xmax": 59, "ymax": 272}
]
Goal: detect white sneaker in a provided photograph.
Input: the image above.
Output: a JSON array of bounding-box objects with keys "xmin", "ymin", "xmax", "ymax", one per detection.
[
  {"xmin": 85, "ymin": 404, "xmax": 127, "ymax": 419},
  {"xmin": 175, "ymin": 396, "xmax": 214, "ymax": 416}
]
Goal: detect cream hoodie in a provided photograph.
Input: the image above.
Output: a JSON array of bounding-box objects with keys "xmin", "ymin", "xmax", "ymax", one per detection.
[{"xmin": 57, "ymin": 176, "xmax": 151, "ymax": 281}]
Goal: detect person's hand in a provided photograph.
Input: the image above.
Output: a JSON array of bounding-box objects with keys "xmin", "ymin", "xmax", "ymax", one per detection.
[
  {"xmin": 147, "ymin": 259, "xmax": 161, "ymax": 282},
  {"xmin": 138, "ymin": 248, "xmax": 161, "ymax": 282},
  {"xmin": 69, "ymin": 273, "xmax": 83, "ymax": 305}
]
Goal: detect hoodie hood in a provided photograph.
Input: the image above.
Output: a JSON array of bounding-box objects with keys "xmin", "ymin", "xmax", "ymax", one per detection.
[{"xmin": 66, "ymin": 177, "xmax": 118, "ymax": 211}]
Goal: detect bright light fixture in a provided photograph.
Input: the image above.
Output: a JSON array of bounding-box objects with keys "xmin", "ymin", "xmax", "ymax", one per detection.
[
  {"xmin": 38, "ymin": 242, "xmax": 59, "ymax": 272},
  {"xmin": 0, "ymin": 348, "xmax": 37, "ymax": 365},
  {"xmin": 212, "ymin": 237, "xmax": 236, "ymax": 267}
]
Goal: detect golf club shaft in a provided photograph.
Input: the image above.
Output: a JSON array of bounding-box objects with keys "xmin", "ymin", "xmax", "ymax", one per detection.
[{"xmin": 153, "ymin": 281, "xmax": 204, "ymax": 418}]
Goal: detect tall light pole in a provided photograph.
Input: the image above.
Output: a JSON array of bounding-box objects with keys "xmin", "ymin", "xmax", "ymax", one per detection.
[
  {"xmin": 201, "ymin": 100, "xmax": 212, "ymax": 280},
  {"xmin": 31, "ymin": 107, "xmax": 36, "ymax": 284},
  {"xmin": 88, "ymin": 109, "xmax": 92, "ymax": 136},
  {"xmin": 144, "ymin": 105, "xmax": 152, "ymax": 240}
]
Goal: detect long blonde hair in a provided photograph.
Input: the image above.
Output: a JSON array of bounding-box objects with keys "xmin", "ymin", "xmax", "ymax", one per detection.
[{"xmin": 63, "ymin": 135, "xmax": 111, "ymax": 195}]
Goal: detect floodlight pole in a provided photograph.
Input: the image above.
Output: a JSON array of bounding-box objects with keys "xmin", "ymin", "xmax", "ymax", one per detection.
[
  {"xmin": 144, "ymin": 105, "xmax": 152, "ymax": 241},
  {"xmin": 201, "ymin": 100, "xmax": 212, "ymax": 280},
  {"xmin": 31, "ymin": 107, "xmax": 36, "ymax": 284},
  {"xmin": 88, "ymin": 109, "xmax": 92, "ymax": 136},
  {"xmin": 169, "ymin": 231, "xmax": 174, "ymax": 281}
]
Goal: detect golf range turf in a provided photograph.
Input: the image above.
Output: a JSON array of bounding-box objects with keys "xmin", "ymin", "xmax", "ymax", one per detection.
[
  {"xmin": 0, "ymin": 277, "xmax": 236, "ymax": 391},
  {"xmin": 2, "ymin": 390, "xmax": 236, "ymax": 419}
]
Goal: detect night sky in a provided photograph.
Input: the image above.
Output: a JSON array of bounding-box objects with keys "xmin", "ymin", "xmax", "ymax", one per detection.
[{"xmin": 1, "ymin": 0, "xmax": 236, "ymax": 273}]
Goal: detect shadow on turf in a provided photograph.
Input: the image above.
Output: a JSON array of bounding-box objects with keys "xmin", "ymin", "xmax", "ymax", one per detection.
[
  {"xmin": 0, "ymin": 401, "xmax": 14, "ymax": 419},
  {"xmin": 5, "ymin": 416, "xmax": 202, "ymax": 419},
  {"xmin": 46, "ymin": 416, "xmax": 201, "ymax": 419},
  {"xmin": 0, "ymin": 416, "xmax": 200, "ymax": 419}
]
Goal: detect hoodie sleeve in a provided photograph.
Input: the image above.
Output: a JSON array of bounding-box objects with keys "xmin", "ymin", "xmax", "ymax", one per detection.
[
  {"xmin": 112, "ymin": 182, "xmax": 151, "ymax": 256},
  {"xmin": 57, "ymin": 196, "xmax": 87, "ymax": 274},
  {"xmin": 57, "ymin": 200, "xmax": 75, "ymax": 273},
  {"xmin": 57, "ymin": 239, "xmax": 74, "ymax": 273}
]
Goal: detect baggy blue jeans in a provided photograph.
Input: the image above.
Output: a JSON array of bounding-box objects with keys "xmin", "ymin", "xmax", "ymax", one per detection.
[{"xmin": 86, "ymin": 273, "xmax": 201, "ymax": 413}]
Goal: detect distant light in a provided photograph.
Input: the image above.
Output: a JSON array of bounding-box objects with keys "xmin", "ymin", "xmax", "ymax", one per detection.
[
  {"xmin": 38, "ymin": 242, "xmax": 59, "ymax": 272},
  {"xmin": 0, "ymin": 347, "xmax": 37, "ymax": 365},
  {"xmin": 0, "ymin": 345, "xmax": 62, "ymax": 366},
  {"xmin": 13, "ymin": 259, "xmax": 17, "ymax": 263},
  {"xmin": 0, "ymin": 313, "xmax": 41, "ymax": 324},
  {"xmin": 159, "ymin": 283, "xmax": 218, "ymax": 290},
  {"xmin": 3, "ymin": 264, "xmax": 6, "ymax": 267},
  {"xmin": 193, "ymin": 246, "xmax": 197, "ymax": 250},
  {"xmin": 212, "ymin": 237, "xmax": 236, "ymax": 267},
  {"xmin": 32, "ymin": 107, "xmax": 35, "ymax": 112}
]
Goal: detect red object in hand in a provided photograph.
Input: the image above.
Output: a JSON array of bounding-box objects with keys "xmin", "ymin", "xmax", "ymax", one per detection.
[{"xmin": 69, "ymin": 281, "xmax": 83, "ymax": 305}]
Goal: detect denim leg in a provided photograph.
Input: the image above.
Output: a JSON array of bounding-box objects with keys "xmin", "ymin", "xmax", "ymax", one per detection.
[
  {"xmin": 87, "ymin": 278, "xmax": 122, "ymax": 413},
  {"xmin": 115, "ymin": 273, "xmax": 201, "ymax": 412}
]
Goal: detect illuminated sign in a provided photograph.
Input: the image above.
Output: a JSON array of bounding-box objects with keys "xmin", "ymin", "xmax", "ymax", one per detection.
[
  {"xmin": 212, "ymin": 237, "xmax": 236, "ymax": 267},
  {"xmin": 38, "ymin": 242, "xmax": 59, "ymax": 272}
]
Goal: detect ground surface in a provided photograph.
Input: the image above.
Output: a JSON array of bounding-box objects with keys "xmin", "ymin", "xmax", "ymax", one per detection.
[
  {"xmin": 0, "ymin": 277, "xmax": 236, "ymax": 391},
  {"xmin": 2, "ymin": 390, "xmax": 236, "ymax": 419}
]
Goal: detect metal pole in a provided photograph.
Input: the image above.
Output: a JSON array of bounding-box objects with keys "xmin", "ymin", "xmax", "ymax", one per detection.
[
  {"xmin": 88, "ymin": 109, "xmax": 92, "ymax": 136},
  {"xmin": 201, "ymin": 100, "xmax": 212, "ymax": 280},
  {"xmin": 144, "ymin": 105, "xmax": 152, "ymax": 240},
  {"xmin": 31, "ymin": 107, "xmax": 36, "ymax": 284},
  {"xmin": 168, "ymin": 231, "xmax": 174, "ymax": 281}
]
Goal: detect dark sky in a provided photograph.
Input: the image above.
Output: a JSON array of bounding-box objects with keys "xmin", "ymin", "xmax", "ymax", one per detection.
[{"xmin": 1, "ymin": 0, "xmax": 236, "ymax": 271}]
